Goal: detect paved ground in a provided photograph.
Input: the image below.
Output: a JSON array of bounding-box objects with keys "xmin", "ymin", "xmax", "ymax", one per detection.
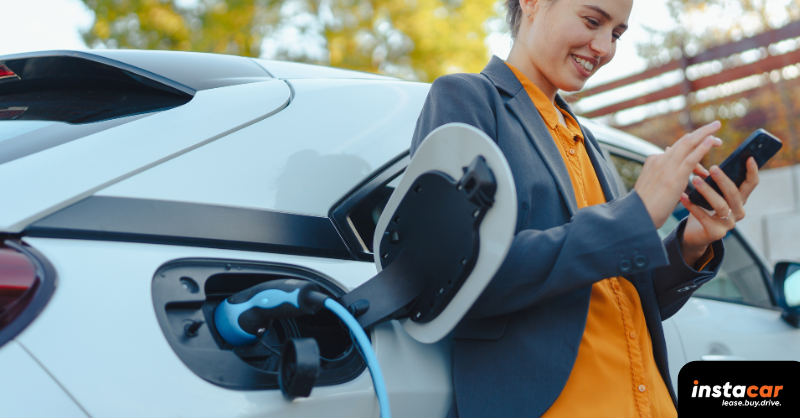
[{"xmin": 736, "ymin": 163, "xmax": 800, "ymax": 268}]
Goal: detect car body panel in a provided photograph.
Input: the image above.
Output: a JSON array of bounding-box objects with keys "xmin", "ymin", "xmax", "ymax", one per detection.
[
  {"xmin": 672, "ymin": 298, "xmax": 800, "ymax": 362},
  {"xmin": 0, "ymin": 79, "xmax": 290, "ymax": 232},
  {"xmin": 88, "ymin": 49, "xmax": 274, "ymax": 90},
  {"xmin": 17, "ymin": 237, "xmax": 451, "ymax": 418},
  {"xmin": 98, "ymin": 79, "xmax": 430, "ymax": 217},
  {"xmin": 253, "ymin": 59, "xmax": 395, "ymax": 80},
  {"xmin": 0, "ymin": 341, "xmax": 89, "ymax": 418}
]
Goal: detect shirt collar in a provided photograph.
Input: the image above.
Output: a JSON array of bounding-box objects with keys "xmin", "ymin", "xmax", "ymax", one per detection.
[{"xmin": 504, "ymin": 61, "xmax": 584, "ymax": 142}]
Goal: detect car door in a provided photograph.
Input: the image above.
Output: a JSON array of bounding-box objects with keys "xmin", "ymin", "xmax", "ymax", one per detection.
[{"xmin": 601, "ymin": 146, "xmax": 800, "ymax": 389}]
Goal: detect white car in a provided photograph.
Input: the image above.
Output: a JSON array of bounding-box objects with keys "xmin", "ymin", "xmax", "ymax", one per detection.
[{"xmin": 1, "ymin": 50, "xmax": 798, "ymax": 418}]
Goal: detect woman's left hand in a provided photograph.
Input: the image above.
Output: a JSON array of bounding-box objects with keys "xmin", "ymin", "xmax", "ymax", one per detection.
[{"xmin": 678, "ymin": 157, "xmax": 760, "ymax": 267}]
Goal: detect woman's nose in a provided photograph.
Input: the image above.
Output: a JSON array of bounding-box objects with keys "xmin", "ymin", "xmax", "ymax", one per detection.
[{"xmin": 589, "ymin": 32, "xmax": 614, "ymax": 58}]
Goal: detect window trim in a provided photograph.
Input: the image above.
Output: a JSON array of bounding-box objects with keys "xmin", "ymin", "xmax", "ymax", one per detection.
[
  {"xmin": 25, "ymin": 196, "xmax": 352, "ymax": 260},
  {"xmin": 329, "ymin": 152, "xmax": 409, "ymax": 262}
]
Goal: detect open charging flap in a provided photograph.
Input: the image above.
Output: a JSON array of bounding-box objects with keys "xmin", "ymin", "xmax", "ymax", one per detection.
[{"xmin": 337, "ymin": 123, "xmax": 517, "ymax": 344}]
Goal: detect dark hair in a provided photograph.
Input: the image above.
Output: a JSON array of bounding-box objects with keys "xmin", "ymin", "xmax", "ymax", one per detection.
[
  {"xmin": 505, "ymin": 0, "xmax": 524, "ymax": 39},
  {"xmin": 506, "ymin": 0, "xmax": 556, "ymax": 39}
]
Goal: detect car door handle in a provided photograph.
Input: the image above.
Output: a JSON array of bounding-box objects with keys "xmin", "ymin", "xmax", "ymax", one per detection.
[{"xmin": 701, "ymin": 355, "xmax": 745, "ymax": 361}]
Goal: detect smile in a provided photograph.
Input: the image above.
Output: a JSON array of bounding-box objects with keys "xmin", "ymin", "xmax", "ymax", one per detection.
[{"xmin": 572, "ymin": 55, "xmax": 594, "ymax": 72}]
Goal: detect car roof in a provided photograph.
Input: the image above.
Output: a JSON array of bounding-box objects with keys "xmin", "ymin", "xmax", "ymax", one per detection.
[{"xmin": 0, "ymin": 50, "xmax": 395, "ymax": 93}]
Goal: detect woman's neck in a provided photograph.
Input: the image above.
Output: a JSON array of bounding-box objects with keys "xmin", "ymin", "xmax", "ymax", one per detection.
[{"xmin": 506, "ymin": 45, "xmax": 558, "ymax": 104}]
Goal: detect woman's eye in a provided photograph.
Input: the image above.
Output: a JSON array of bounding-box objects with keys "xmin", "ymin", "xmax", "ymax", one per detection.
[
  {"xmin": 585, "ymin": 17, "xmax": 600, "ymax": 27},
  {"xmin": 613, "ymin": 33, "xmax": 622, "ymax": 41}
]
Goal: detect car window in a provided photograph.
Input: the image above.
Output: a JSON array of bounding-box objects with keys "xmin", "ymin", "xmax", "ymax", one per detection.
[
  {"xmin": 608, "ymin": 153, "xmax": 643, "ymax": 193},
  {"xmin": 606, "ymin": 151, "xmax": 773, "ymax": 309},
  {"xmin": 347, "ymin": 172, "xmax": 403, "ymax": 253},
  {"xmin": 0, "ymin": 55, "xmax": 192, "ymax": 165}
]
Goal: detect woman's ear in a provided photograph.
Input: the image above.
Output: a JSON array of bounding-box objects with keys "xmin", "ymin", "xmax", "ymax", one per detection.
[{"xmin": 520, "ymin": 0, "xmax": 540, "ymax": 18}]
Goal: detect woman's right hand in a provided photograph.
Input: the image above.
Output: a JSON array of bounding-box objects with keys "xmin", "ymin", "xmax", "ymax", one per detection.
[{"xmin": 634, "ymin": 121, "xmax": 723, "ymax": 229}]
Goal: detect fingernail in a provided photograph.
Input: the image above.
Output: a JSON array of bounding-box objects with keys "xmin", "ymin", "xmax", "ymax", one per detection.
[
  {"xmin": 712, "ymin": 136, "xmax": 723, "ymax": 145},
  {"xmin": 704, "ymin": 137, "xmax": 714, "ymax": 146},
  {"xmin": 710, "ymin": 120, "xmax": 721, "ymax": 128},
  {"xmin": 693, "ymin": 176, "xmax": 703, "ymax": 185},
  {"xmin": 711, "ymin": 166, "xmax": 720, "ymax": 174}
]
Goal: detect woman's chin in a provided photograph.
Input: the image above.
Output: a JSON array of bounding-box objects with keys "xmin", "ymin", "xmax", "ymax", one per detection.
[{"xmin": 557, "ymin": 80, "xmax": 587, "ymax": 93}]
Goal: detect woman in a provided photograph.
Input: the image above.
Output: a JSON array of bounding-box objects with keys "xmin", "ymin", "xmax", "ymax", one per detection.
[{"xmin": 410, "ymin": 0, "xmax": 760, "ymax": 417}]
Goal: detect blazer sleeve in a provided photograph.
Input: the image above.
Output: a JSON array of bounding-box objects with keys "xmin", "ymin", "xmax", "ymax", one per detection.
[{"xmin": 649, "ymin": 217, "xmax": 725, "ymax": 320}]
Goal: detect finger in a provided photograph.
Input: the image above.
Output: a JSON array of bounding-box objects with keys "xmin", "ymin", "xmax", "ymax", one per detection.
[
  {"xmin": 738, "ymin": 157, "xmax": 760, "ymax": 202},
  {"xmin": 681, "ymin": 194, "xmax": 716, "ymax": 224},
  {"xmin": 709, "ymin": 165, "xmax": 744, "ymax": 220},
  {"xmin": 670, "ymin": 121, "xmax": 722, "ymax": 162},
  {"xmin": 693, "ymin": 163, "xmax": 709, "ymax": 178},
  {"xmin": 680, "ymin": 194, "xmax": 727, "ymax": 239},
  {"xmin": 680, "ymin": 136, "xmax": 718, "ymax": 176},
  {"xmin": 691, "ymin": 175, "xmax": 732, "ymax": 221}
]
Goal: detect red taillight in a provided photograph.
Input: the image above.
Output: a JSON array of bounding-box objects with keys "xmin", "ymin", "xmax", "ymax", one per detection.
[
  {"xmin": 0, "ymin": 248, "xmax": 39, "ymax": 329},
  {"xmin": 0, "ymin": 64, "xmax": 18, "ymax": 81},
  {"xmin": 0, "ymin": 107, "xmax": 27, "ymax": 120}
]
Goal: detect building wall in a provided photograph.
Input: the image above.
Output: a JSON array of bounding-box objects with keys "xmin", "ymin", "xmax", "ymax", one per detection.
[{"xmin": 736, "ymin": 164, "xmax": 800, "ymax": 268}]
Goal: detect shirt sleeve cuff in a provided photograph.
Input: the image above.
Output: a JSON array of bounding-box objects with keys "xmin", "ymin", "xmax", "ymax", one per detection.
[{"xmin": 694, "ymin": 245, "xmax": 715, "ymax": 271}]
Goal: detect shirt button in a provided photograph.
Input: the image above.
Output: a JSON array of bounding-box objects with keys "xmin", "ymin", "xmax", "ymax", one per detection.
[
  {"xmin": 629, "ymin": 331, "xmax": 637, "ymax": 339},
  {"xmin": 639, "ymin": 385, "xmax": 646, "ymax": 392},
  {"xmin": 569, "ymin": 149, "xmax": 576, "ymax": 155}
]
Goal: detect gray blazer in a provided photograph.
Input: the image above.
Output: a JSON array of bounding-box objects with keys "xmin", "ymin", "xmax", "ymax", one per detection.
[{"xmin": 410, "ymin": 56, "xmax": 724, "ymax": 418}]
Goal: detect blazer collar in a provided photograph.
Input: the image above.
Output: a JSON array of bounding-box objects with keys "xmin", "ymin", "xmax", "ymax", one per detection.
[
  {"xmin": 482, "ymin": 56, "xmax": 579, "ymax": 215},
  {"xmin": 480, "ymin": 56, "xmax": 619, "ymax": 210}
]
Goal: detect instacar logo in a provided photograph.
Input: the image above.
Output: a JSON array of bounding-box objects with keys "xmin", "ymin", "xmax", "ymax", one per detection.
[
  {"xmin": 691, "ymin": 380, "xmax": 783, "ymax": 406},
  {"xmin": 679, "ymin": 361, "xmax": 799, "ymax": 417}
]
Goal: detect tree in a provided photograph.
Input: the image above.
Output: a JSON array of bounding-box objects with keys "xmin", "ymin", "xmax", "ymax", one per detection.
[
  {"xmin": 624, "ymin": 0, "xmax": 800, "ymax": 167},
  {"xmin": 79, "ymin": 0, "xmax": 500, "ymax": 82},
  {"xmin": 636, "ymin": 0, "xmax": 800, "ymax": 66}
]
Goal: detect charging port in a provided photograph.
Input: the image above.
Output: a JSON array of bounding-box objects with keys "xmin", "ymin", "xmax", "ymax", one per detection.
[{"xmin": 152, "ymin": 259, "xmax": 366, "ymax": 390}]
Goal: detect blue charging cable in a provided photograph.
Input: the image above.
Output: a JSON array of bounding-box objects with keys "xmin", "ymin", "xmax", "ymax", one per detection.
[
  {"xmin": 214, "ymin": 281, "xmax": 391, "ymax": 418},
  {"xmin": 323, "ymin": 298, "xmax": 391, "ymax": 418}
]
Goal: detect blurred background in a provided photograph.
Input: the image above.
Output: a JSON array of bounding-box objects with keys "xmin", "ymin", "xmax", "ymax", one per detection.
[{"xmin": 2, "ymin": 0, "xmax": 799, "ymax": 263}]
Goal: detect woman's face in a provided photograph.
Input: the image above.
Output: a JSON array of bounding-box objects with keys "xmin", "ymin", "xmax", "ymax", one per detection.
[{"xmin": 517, "ymin": 0, "xmax": 632, "ymax": 92}]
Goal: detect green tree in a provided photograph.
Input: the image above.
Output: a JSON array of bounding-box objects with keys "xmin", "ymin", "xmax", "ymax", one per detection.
[{"xmin": 80, "ymin": 0, "xmax": 499, "ymax": 81}]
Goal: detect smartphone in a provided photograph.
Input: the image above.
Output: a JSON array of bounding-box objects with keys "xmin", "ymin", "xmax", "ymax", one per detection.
[{"xmin": 687, "ymin": 128, "xmax": 783, "ymax": 211}]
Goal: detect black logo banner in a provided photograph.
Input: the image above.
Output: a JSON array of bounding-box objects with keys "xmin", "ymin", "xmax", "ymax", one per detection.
[{"xmin": 679, "ymin": 361, "xmax": 800, "ymax": 417}]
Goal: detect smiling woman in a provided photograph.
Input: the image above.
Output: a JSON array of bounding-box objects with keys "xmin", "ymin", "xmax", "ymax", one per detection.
[{"xmin": 410, "ymin": 0, "xmax": 762, "ymax": 417}]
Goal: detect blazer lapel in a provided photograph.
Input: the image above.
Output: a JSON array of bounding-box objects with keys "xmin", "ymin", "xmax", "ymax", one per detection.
[
  {"xmin": 482, "ymin": 57, "xmax": 579, "ymax": 216},
  {"xmin": 556, "ymin": 96, "xmax": 620, "ymax": 201}
]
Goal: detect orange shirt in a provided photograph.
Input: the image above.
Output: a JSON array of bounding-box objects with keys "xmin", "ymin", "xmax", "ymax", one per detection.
[{"xmin": 505, "ymin": 62, "xmax": 677, "ymax": 418}]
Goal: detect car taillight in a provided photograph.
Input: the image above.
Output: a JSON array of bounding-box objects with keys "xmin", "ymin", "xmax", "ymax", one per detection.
[
  {"xmin": 0, "ymin": 64, "xmax": 19, "ymax": 81},
  {"xmin": 0, "ymin": 247, "xmax": 39, "ymax": 331},
  {"xmin": 0, "ymin": 242, "xmax": 54, "ymax": 347}
]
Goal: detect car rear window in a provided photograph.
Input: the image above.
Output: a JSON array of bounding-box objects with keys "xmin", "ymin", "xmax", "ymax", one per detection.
[{"xmin": 0, "ymin": 55, "xmax": 193, "ymax": 165}]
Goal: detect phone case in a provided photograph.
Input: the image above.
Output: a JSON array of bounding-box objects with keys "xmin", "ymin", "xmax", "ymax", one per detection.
[{"xmin": 687, "ymin": 129, "xmax": 782, "ymax": 211}]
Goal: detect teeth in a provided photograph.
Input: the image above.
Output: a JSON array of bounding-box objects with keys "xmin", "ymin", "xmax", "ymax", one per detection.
[{"xmin": 572, "ymin": 55, "xmax": 594, "ymax": 72}]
